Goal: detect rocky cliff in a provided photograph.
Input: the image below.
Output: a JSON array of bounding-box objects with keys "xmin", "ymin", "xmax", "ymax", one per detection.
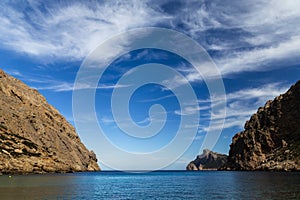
[
  {"xmin": 0, "ymin": 69, "xmax": 100, "ymax": 174},
  {"xmin": 186, "ymin": 149, "xmax": 227, "ymax": 170},
  {"xmin": 226, "ymin": 80, "xmax": 300, "ymax": 171}
]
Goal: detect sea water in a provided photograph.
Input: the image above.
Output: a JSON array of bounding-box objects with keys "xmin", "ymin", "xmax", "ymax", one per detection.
[{"xmin": 0, "ymin": 171, "xmax": 299, "ymax": 199}]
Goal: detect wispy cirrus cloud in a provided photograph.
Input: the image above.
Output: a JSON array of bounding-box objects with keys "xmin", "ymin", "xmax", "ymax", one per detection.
[
  {"xmin": 156, "ymin": 0, "xmax": 300, "ymax": 76},
  {"xmin": 197, "ymin": 82, "xmax": 290, "ymax": 132},
  {"xmin": 7, "ymin": 70, "xmax": 130, "ymax": 92},
  {"xmin": 216, "ymin": 35, "xmax": 300, "ymax": 75},
  {"xmin": 174, "ymin": 105, "xmax": 200, "ymax": 116},
  {"xmin": 138, "ymin": 94, "xmax": 175, "ymax": 103},
  {"xmin": 36, "ymin": 82, "xmax": 130, "ymax": 92},
  {"xmin": 1, "ymin": 0, "xmax": 299, "ymax": 77},
  {"xmin": 0, "ymin": 0, "xmax": 165, "ymax": 61}
]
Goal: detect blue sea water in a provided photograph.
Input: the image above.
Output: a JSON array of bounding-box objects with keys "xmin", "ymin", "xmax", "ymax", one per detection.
[{"xmin": 0, "ymin": 171, "xmax": 299, "ymax": 199}]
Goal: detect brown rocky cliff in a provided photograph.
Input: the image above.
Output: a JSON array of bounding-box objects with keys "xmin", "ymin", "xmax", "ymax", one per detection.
[
  {"xmin": 186, "ymin": 149, "xmax": 227, "ymax": 170},
  {"xmin": 226, "ymin": 80, "xmax": 300, "ymax": 171},
  {"xmin": 0, "ymin": 69, "xmax": 100, "ymax": 174}
]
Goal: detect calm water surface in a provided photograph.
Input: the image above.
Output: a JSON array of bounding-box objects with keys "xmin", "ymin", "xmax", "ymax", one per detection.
[{"xmin": 0, "ymin": 171, "xmax": 299, "ymax": 199}]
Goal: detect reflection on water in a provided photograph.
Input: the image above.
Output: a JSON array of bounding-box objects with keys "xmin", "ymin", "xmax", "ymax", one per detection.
[{"xmin": 0, "ymin": 171, "xmax": 299, "ymax": 199}]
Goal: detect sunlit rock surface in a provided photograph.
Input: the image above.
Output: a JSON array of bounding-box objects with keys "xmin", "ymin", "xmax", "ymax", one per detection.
[{"xmin": 0, "ymin": 69, "xmax": 100, "ymax": 174}]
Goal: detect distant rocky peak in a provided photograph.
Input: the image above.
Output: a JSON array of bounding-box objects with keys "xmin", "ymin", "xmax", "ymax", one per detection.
[
  {"xmin": 187, "ymin": 149, "xmax": 227, "ymax": 170},
  {"xmin": 197, "ymin": 149, "xmax": 216, "ymax": 159}
]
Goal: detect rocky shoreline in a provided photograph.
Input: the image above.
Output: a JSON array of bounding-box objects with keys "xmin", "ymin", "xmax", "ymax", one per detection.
[{"xmin": 188, "ymin": 80, "xmax": 300, "ymax": 172}]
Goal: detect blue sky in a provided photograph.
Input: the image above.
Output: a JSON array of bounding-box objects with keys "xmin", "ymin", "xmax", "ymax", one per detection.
[{"xmin": 0, "ymin": 0, "xmax": 299, "ymax": 170}]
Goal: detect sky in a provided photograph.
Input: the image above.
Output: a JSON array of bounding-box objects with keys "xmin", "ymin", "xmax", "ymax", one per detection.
[{"xmin": 0, "ymin": 0, "xmax": 299, "ymax": 170}]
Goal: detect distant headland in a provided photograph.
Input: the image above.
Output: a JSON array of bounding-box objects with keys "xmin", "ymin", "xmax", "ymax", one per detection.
[{"xmin": 188, "ymin": 80, "xmax": 300, "ymax": 171}]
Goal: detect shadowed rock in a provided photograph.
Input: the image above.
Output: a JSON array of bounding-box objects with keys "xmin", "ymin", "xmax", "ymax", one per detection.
[
  {"xmin": 225, "ymin": 80, "xmax": 300, "ymax": 171},
  {"xmin": 187, "ymin": 149, "xmax": 227, "ymax": 170}
]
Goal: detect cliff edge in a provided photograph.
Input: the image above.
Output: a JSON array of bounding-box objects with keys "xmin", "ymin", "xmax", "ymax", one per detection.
[
  {"xmin": 0, "ymin": 69, "xmax": 100, "ymax": 174},
  {"xmin": 226, "ymin": 80, "xmax": 300, "ymax": 171}
]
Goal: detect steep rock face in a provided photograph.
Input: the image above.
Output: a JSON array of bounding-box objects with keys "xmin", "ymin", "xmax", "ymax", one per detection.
[
  {"xmin": 0, "ymin": 69, "xmax": 100, "ymax": 174},
  {"xmin": 186, "ymin": 149, "xmax": 227, "ymax": 170},
  {"xmin": 226, "ymin": 80, "xmax": 300, "ymax": 171}
]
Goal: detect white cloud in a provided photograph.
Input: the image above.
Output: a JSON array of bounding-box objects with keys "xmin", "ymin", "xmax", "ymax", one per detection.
[
  {"xmin": 1, "ymin": 0, "xmax": 299, "ymax": 77},
  {"xmin": 217, "ymin": 35, "xmax": 300, "ymax": 75},
  {"xmin": 211, "ymin": 1, "xmax": 300, "ymax": 74},
  {"xmin": 174, "ymin": 105, "xmax": 200, "ymax": 116},
  {"xmin": 226, "ymin": 83, "xmax": 289, "ymax": 102},
  {"xmin": 32, "ymin": 79, "xmax": 130, "ymax": 92},
  {"xmin": 164, "ymin": 0, "xmax": 300, "ymax": 75},
  {"xmin": 0, "ymin": 0, "xmax": 165, "ymax": 61},
  {"xmin": 35, "ymin": 81, "xmax": 75, "ymax": 92},
  {"xmin": 3, "ymin": 69, "xmax": 23, "ymax": 77},
  {"xmin": 100, "ymin": 116, "xmax": 115, "ymax": 125},
  {"xmin": 136, "ymin": 117, "xmax": 151, "ymax": 125},
  {"xmin": 161, "ymin": 75, "xmax": 186, "ymax": 90},
  {"xmin": 138, "ymin": 94, "xmax": 175, "ymax": 103},
  {"xmin": 198, "ymin": 82, "xmax": 290, "ymax": 132}
]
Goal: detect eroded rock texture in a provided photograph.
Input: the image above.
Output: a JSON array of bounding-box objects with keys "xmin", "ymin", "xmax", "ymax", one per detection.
[
  {"xmin": 0, "ymin": 69, "xmax": 100, "ymax": 174},
  {"xmin": 226, "ymin": 80, "xmax": 300, "ymax": 171}
]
